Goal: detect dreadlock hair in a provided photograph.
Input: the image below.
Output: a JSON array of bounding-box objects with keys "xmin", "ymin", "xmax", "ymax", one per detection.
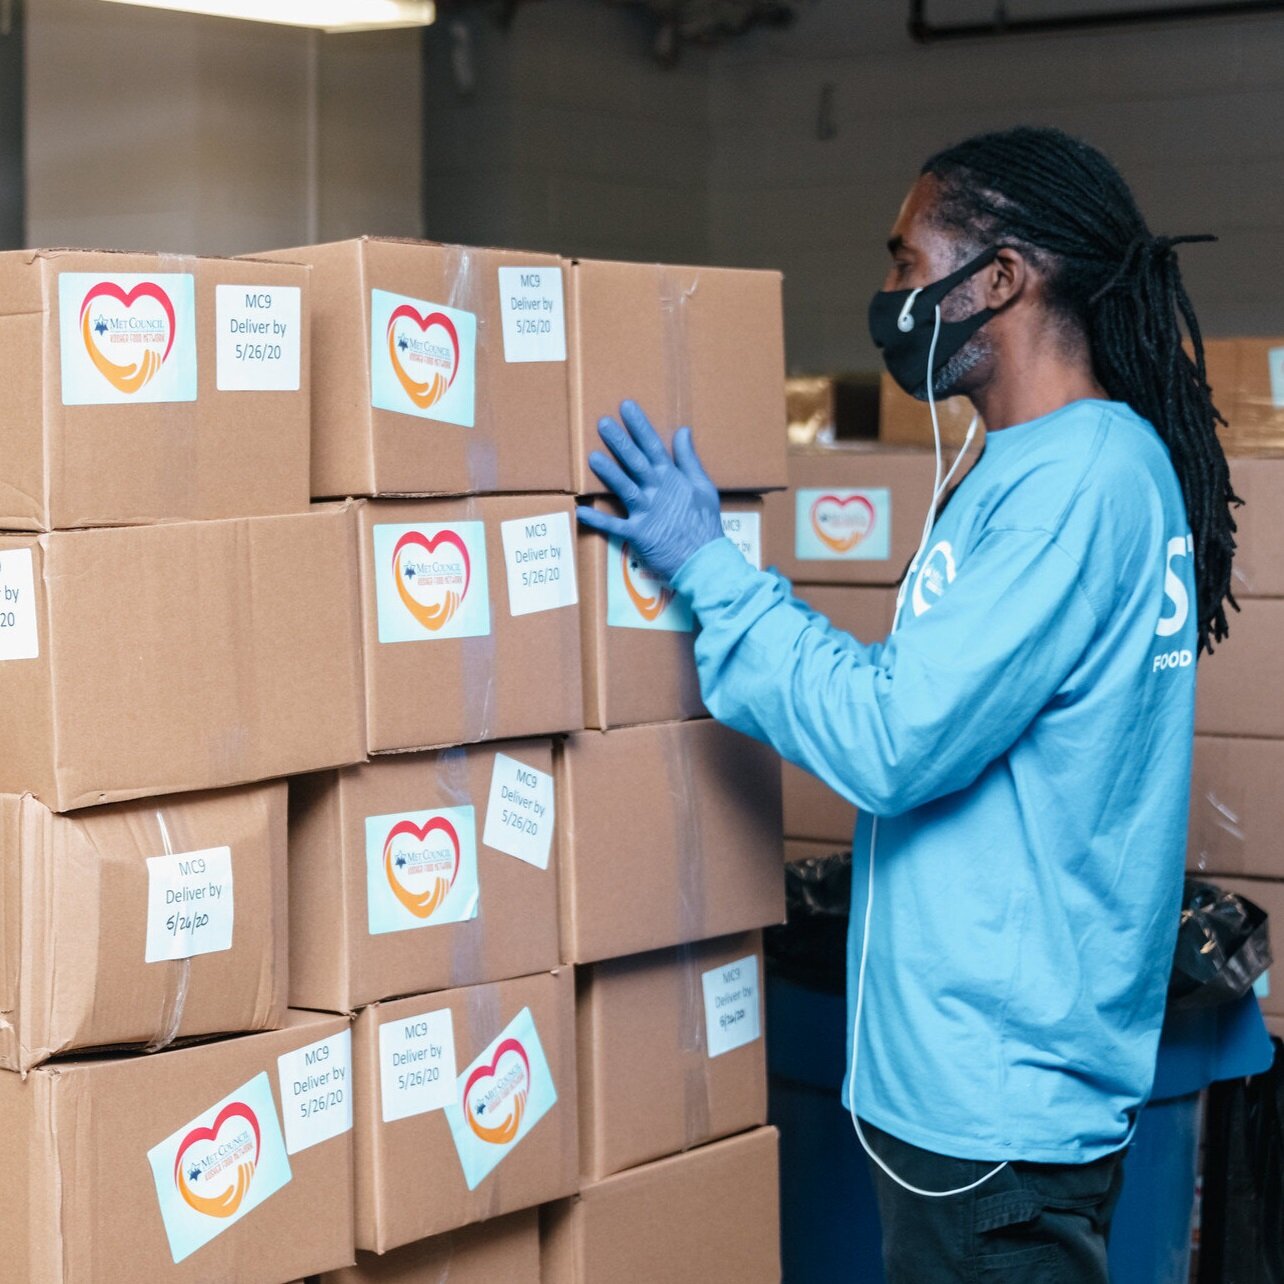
[{"xmin": 922, "ymin": 125, "xmax": 1238, "ymax": 655}]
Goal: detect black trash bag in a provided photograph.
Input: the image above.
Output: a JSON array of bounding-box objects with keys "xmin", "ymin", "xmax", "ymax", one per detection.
[
  {"xmin": 1169, "ymin": 878, "xmax": 1272, "ymax": 1010},
  {"xmin": 764, "ymin": 848, "xmax": 851, "ymax": 995},
  {"xmin": 1198, "ymin": 1039, "xmax": 1284, "ymax": 1284}
]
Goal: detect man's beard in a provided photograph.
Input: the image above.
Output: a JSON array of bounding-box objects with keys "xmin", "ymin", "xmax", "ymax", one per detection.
[{"xmin": 908, "ymin": 332, "xmax": 990, "ymax": 403}]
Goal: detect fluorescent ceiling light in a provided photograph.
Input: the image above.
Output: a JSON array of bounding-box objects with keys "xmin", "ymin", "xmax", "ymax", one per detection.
[{"xmin": 100, "ymin": 0, "xmax": 436, "ymax": 32}]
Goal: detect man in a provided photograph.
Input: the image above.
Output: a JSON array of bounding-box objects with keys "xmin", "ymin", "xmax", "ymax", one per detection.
[{"xmin": 577, "ymin": 126, "xmax": 1239, "ymax": 1282}]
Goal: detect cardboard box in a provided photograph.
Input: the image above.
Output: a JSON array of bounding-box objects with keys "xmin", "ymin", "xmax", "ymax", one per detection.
[
  {"xmin": 0, "ymin": 1009, "xmax": 356, "ymax": 1282},
  {"xmin": 0, "ymin": 781, "xmax": 287, "ymax": 1072},
  {"xmin": 352, "ymin": 968, "xmax": 578, "ymax": 1251},
  {"xmin": 0, "ymin": 249, "xmax": 310, "ymax": 531},
  {"xmin": 764, "ymin": 445, "xmax": 940, "ymax": 586},
  {"xmin": 357, "ymin": 495, "xmax": 584, "ymax": 754},
  {"xmin": 1204, "ymin": 877, "xmax": 1284, "ymax": 1020},
  {"xmin": 577, "ymin": 931, "xmax": 767, "ymax": 1181},
  {"xmin": 577, "ymin": 497, "xmax": 763, "ymax": 730},
  {"xmin": 1195, "ymin": 600, "xmax": 1284, "ymax": 739},
  {"xmin": 782, "ymin": 760, "xmax": 858, "ymax": 845},
  {"xmin": 318, "ymin": 1209, "xmax": 540, "ymax": 1284},
  {"xmin": 288, "ymin": 740, "xmax": 561, "ymax": 1014},
  {"xmin": 878, "ymin": 371, "xmax": 982, "ymax": 449},
  {"xmin": 258, "ymin": 238, "xmax": 572, "ymax": 499},
  {"xmin": 1188, "ymin": 736, "xmax": 1284, "ymax": 881},
  {"xmin": 557, "ymin": 719, "xmax": 784, "ymax": 964},
  {"xmin": 541, "ymin": 1126, "xmax": 781, "ymax": 1284},
  {"xmin": 785, "ymin": 374, "xmax": 880, "ymax": 446},
  {"xmin": 0, "ymin": 503, "xmax": 365, "ymax": 811},
  {"xmin": 1228, "ymin": 457, "xmax": 1284, "ymax": 599},
  {"xmin": 1204, "ymin": 337, "xmax": 1284, "ymax": 456},
  {"xmin": 567, "ymin": 257, "xmax": 787, "ymax": 495}
]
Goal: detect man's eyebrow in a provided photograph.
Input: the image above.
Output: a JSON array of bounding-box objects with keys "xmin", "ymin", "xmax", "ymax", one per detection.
[{"xmin": 887, "ymin": 234, "xmax": 907, "ymax": 255}]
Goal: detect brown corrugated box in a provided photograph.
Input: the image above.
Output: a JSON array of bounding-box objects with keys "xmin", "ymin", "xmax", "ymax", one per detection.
[
  {"xmin": 1228, "ymin": 457, "xmax": 1284, "ymax": 599},
  {"xmin": 785, "ymin": 374, "xmax": 880, "ymax": 447},
  {"xmin": 258, "ymin": 238, "xmax": 573, "ymax": 499},
  {"xmin": 288, "ymin": 740, "xmax": 560, "ymax": 1014},
  {"xmin": 566, "ymin": 257, "xmax": 787, "ymax": 495},
  {"xmin": 0, "ymin": 249, "xmax": 310, "ymax": 531},
  {"xmin": 1204, "ymin": 337, "xmax": 1284, "ymax": 456},
  {"xmin": 357, "ymin": 495, "xmax": 584, "ymax": 754},
  {"xmin": 318, "ymin": 1209, "xmax": 540, "ymax": 1284},
  {"xmin": 577, "ymin": 497, "xmax": 762, "ymax": 730},
  {"xmin": 577, "ymin": 932, "xmax": 767, "ymax": 1181},
  {"xmin": 1195, "ymin": 601, "xmax": 1284, "ymax": 739},
  {"xmin": 541, "ymin": 1126, "xmax": 781, "ymax": 1284},
  {"xmin": 0, "ymin": 503, "xmax": 365, "ymax": 811},
  {"xmin": 0, "ymin": 1009, "xmax": 356, "ymax": 1283},
  {"xmin": 878, "ymin": 371, "xmax": 982, "ymax": 449},
  {"xmin": 1188, "ymin": 736, "xmax": 1284, "ymax": 881},
  {"xmin": 764, "ymin": 445, "xmax": 936, "ymax": 586},
  {"xmin": 353, "ymin": 968, "xmax": 578, "ymax": 1252},
  {"xmin": 0, "ymin": 781, "xmax": 287, "ymax": 1072},
  {"xmin": 1204, "ymin": 877, "xmax": 1283, "ymax": 1019},
  {"xmin": 556, "ymin": 719, "xmax": 784, "ymax": 964}
]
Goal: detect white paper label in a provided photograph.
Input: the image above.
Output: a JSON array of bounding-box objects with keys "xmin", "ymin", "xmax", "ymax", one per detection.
[
  {"xmin": 379, "ymin": 1007, "xmax": 458, "ymax": 1123},
  {"xmin": 145, "ymin": 846, "xmax": 234, "ymax": 963},
  {"xmin": 702, "ymin": 953, "xmax": 762, "ymax": 1058},
  {"xmin": 721, "ymin": 511, "xmax": 762, "ymax": 570},
  {"xmin": 0, "ymin": 548, "xmax": 38, "ymax": 661},
  {"xmin": 216, "ymin": 284, "xmax": 302, "ymax": 391},
  {"xmin": 501, "ymin": 511, "xmax": 578, "ymax": 617},
  {"xmin": 276, "ymin": 1030, "xmax": 353, "ymax": 1155},
  {"xmin": 497, "ymin": 266, "xmax": 566, "ymax": 363},
  {"xmin": 483, "ymin": 753, "xmax": 555, "ymax": 870},
  {"xmin": 1269, "ymin": 345, "xmax": 1284, "ymax": 410}
]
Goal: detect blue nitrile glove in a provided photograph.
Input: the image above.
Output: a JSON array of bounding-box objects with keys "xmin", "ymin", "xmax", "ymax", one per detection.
[{"xmin": 576, "ymin": 399, "xmax": 724, "ymax": 582}]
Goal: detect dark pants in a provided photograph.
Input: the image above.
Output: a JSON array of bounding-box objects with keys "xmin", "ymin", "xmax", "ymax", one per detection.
[{"xmin": 861, "ymin": 1119, "xmax": 1126, "ymax": 1283}]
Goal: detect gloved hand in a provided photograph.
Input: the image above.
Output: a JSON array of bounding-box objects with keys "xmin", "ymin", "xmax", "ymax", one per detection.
[{"xmin": 576, "ymin": 400, "xmax": 723, "ymax": 583}]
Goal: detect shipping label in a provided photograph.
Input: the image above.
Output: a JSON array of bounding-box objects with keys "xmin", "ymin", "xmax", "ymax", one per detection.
[
  {"xmin": 445, "ymin": 1005, "xmax": 557, "ymax": 1190},
  {"xmin": 365, "ymin": 804, "xmax": 479, "ymax": 936},
  {"xmin": 702, "ymin": 953, "xmax": 762, "ymax": 1058},
  {"xmin": 795, "ymin": 488, "xmax": 891, "ymax": 562},
  {"xmin": 59, "ymin": 272, "xmax": 197, "ymax": 405},
  {"xmin": 276, "ymin": 1029, "xmax": 353, "ymax": 1155},
  {"xmin": 215, "ymin": 284, "xmax": 301, "ymax": 391},
  {"xmin": 370, "ymin": 288, "xmax": 476, "ymax": 426},
  {"xmin": 497, "ymin": 265, "xmax": 566, "ymax": 363},
  {"xmin": 147, "ymin": 1071, "xmax": 292, "ymax": 1264},
  {"xmin": 606, "ymin": 512, "xmax": 759, "ymax": 631},
  {"xmin": 482, "ymin": 753, "xmax": 555, "ymax": 870},
  {"xmin": 373, "ymin": 520, "xmax": 491, "ymax": 643},
  {"xmin": 0, "ymin": 548, "xmax": 38, "ymax": 661},
  {"xmin": 379, "ymin": 1006, "xmax": 458, "ymax": 1123},
  {"xmin": 144, "ymin": 845, "xmax": 234, "ymax": 964},
  {"xmin": 500, "ymin": 510, "xmax": 578, "ymax": 617}
]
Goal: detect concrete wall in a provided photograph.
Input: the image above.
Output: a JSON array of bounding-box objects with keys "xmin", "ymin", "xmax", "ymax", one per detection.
[
  {"xmin": 709, "ymin": 5, "xmax": 1284, "ymax": 372},
  {"xmin": 24, "ymin": 0, "xmax": 422, "ymax": 254},
  {"xmin": 0, "ymin": 1, "xmax": 22, "ymax": 249}
]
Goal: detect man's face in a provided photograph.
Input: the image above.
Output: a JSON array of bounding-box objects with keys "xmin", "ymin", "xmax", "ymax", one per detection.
[{"xmin": 881, "ymin": 174, "xmax": 993, "ymax": 400}]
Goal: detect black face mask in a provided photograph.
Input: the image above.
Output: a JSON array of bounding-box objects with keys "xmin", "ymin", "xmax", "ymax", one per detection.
[{"xmin": 868, "ymin": 246, "xmax": 1001, "ymax": 398}]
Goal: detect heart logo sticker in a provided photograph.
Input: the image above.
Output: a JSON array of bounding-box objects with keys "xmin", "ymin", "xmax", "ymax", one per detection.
[
  {"xmin": 172, "ymin": 1102, "xmax": 261, "ymax": 1221},
  {"xmin": 79, "ymin": 280, "xmax": 177, "ymax": 395},
  {"xmin": 387, "ymin": 304, "xmax": 461, "ymax": 410},
  {"xmin": 383, "ymin": 815, "xmax": 462, "ymax": 919},
  {"xmin": 464, "ymin": 1036, "xmax": 532, "ymax": 1146},
  {"xmin": 810, "ymin": 493, "xmax": 877, "ymax": 554},
  {"xmin": 393, "ymin": 529, "xmax": 472, "ymax": 632},
  {"xmin": 620, "ymin": 543, "xmax": 673, "ymax": 622}
]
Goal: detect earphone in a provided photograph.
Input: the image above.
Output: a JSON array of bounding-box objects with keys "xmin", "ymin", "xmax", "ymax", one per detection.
[{"xmin": 847, "ymin": 303, "xmax": 1003, "ymax": 1198}]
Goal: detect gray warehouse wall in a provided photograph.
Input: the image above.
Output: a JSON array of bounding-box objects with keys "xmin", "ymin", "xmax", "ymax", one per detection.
[
  {"xmin": 0, "ymin": 1, "xmax": 21, "ymax": 249},
  {"xmin": 710, "ymin": 5, "xmax": 1284, "ymax": 373}
]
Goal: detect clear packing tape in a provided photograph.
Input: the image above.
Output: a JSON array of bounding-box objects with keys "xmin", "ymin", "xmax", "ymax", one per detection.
[
  {"xmin": 659, "ymin": 266, "xmax": 698, "ymax": 437},
  {"xmin": 442, "ymin": 245, "xmax": 500, "ymax": 495}
]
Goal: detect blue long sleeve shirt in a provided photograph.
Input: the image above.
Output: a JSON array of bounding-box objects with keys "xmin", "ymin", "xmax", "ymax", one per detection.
[{"xmin": 671, "ymin": 399, "xmax": 1197, "ymax": 1163}]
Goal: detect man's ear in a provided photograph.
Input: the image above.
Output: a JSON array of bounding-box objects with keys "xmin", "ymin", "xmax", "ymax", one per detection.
[{"xmin": 983, "ymin": 247, "xmax": 1028, "ymax": 309}]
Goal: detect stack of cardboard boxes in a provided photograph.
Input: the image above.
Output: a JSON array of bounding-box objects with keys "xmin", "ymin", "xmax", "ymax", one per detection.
[
  {"xmin": 1188, "ymin": 338, "xmax": 1284, "ymax": 1039},
  {"xmin": 0, "ymin": 249, "xmax": 365, "ymax": 1282},
  {"xmin": 0, "ymin": 242, "xmax": 793, "ymax": 1283}
]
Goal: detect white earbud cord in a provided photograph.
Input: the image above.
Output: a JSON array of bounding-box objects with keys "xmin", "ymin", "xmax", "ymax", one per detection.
[{"xmin": 850, "ymin": 304, "xmax": 1001, "ymax": 1198}]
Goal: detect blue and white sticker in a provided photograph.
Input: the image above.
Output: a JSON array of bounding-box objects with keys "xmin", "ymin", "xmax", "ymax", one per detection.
[
  {"xmin": 372, "ymin": 520, "xmax": 491, "ymax": 644},
  {"xmin": 794, "ymin": 488, "xmax": 891, "ymax": 562},
  {"xmin": 364, "ymin": 804, "xmax": 479, "ymax": 936},
  {"xmin": 370, "ymin": 288, "xmax": 476, "ymax": 426}
]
